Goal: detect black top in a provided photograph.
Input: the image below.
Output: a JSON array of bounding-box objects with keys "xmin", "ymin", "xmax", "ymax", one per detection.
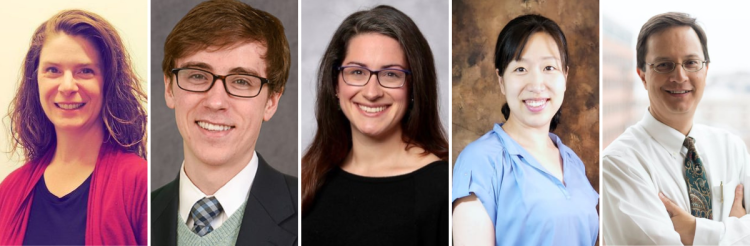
[
  {"xmin": 303, "ymin": 161, "xmax": 448, "ymax": 246},
  {"xmin": 23, "ymin": 174, "xmax": 91, "ymax": 245}
]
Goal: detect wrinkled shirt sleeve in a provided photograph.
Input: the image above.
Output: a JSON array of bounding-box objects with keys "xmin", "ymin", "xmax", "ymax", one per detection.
[
  {"xmin": 602, "ymin": 153, "xmax": 683, "ymax": 245},
  {"xmin": 452, "ymin": 142, "xmax": 501, "ymax": 226}
]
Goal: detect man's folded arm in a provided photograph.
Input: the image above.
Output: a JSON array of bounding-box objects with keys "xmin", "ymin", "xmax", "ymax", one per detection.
[
  {"xmin": 694, "ymin": 144, "xmax": 750, "ymax": 245},
  {"xmin": 602, "ymin": 154, "xmax": 683, "ymax": 245}
]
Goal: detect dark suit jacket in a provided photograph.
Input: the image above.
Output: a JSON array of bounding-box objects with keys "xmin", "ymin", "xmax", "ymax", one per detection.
[{"xmin": 151, "ymin": 154, "xmax": 298, "ymax": 245}]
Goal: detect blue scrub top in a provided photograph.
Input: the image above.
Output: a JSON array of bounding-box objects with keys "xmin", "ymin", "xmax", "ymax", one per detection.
[{"xmin": 452, "ymin": 123, "xmax": 599, "ymax": 246}]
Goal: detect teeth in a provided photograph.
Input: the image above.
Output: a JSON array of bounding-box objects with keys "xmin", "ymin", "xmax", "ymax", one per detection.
[
  {"xmin": 668, "ymin": 90, "xmax": 690, "ymax": 94},
  {"xmin": 525, "ymin": 99, "xmax": 546, "ymax": 107},
  {"xmin": 197, "ymin": 121, "xmax": 232, "ymax": 131},
  {"xmin": 358, "ymin": 104, "xmax": 386, "ymax": 113},
  {"xmin": 57, "ymin": 103, "xmax": 84, "ymax": 109}
]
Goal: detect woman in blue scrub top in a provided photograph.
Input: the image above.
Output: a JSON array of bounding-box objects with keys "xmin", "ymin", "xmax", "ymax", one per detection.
[{"xmin": 452, "ymin": 14, "xmax": 598, "ymax": 246}]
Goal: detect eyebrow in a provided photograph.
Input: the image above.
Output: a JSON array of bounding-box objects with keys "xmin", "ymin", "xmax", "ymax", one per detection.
[
  {"xmin": 180, "ymin": 61, "xmax": 213, "ymax": 70},
  {"xmin": 344, "ymin": 61, "xmax": 407, "ymax": 70},
  {"xmin": 179, "ymin": 61, "xmax": 261, "ymax": 76},
  {"xmin": 39, "ymin": 61, "xmax": 99, "ymax": 68},
  {"xmin": 517, "ymin": 56, "xmax": 560, "ymax": 62},
  {"xmin": 228, "ymin": 67, "xmax": 261, "ymax": 76},
  {"xmin": 652, "ymin": 54, "xmax": 702, "ymax": 61}
]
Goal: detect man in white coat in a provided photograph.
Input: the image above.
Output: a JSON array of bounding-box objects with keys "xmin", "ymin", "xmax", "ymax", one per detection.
[{"xmin": 602, "ymin": 12, "xmax": 750, "ymax": 245}]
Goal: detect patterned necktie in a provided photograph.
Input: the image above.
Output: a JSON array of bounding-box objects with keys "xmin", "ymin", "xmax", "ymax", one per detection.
[
  {"xmin": 683, "ymin": 137, "xmax": 712, "ymax": 219},
  {"xmin": 191, "ymin": 196, "xmax": 223, "ymax": 236}
]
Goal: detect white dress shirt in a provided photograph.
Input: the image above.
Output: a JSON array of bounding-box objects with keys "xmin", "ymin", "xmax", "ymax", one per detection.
[
  {"xmin": 179, "ymin": 151, "xmax": 258, "ymax": 230},
  {"xmin": 603, "ymin": 110, "xmax": 750, "ymax": 245}
]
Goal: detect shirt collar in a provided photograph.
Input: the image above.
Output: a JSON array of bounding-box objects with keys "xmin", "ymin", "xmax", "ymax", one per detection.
[
  {"xmin": 493, "ymin": 123, "xmax": 521, "ymax": 155},
  {"xmin": 639, "ymin": 109, "xmax": 694, "ymax": 157},
  {"xmin": 178, "ymin": 151, "xmax": 259, "ymax": 223},
  {"xmin": 492, "ymin": 123, "xmax": 565, "ymax": 156}
]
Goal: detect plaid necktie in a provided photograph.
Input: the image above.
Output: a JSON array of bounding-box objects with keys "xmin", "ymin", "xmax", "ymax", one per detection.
[
  {"xmin": 683, "ymin": 137, "xmax": 712, "ymax": 219},
  {"xmin": 191, "ymin": 196, "xmax": 223, "ymax": 236}
]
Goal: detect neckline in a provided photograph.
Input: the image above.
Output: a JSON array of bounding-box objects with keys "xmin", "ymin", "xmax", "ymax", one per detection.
[
  {"xmin": 494, "ymin": 123, "xmax": 568, "ymax": 186},
  {"xmin": 335, "ymin": 160, "xmax": 446, "ymax": 183},
  {"xmin": 39, "ymin": 173, "xmax": 93, "ymax": 202}
]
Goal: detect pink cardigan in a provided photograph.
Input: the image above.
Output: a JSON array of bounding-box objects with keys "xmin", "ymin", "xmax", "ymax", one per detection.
[{"xmin": 0, "ymin": 142, "xmax": 147, "ymax": 245}]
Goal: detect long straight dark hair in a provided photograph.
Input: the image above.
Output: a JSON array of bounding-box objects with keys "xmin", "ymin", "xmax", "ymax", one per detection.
[{"xmin": 302, "ymin": 5, "xmax": 448, "ymax": 214}]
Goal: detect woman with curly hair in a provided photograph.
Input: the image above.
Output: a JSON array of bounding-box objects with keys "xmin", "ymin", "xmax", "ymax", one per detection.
[{"xmin": 0, "ymin": 9, "xmax": 147, "ymax": 245}]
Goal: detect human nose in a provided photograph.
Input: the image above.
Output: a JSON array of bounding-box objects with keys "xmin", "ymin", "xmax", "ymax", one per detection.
[
  {"xmin": 361, "ymin": 72, "xmax": 384, "ymax": 101},
  {"xmin": 671, "ymin": 64, "xmax": 689, "ymax": 83},
  {"xmin": 526, "ymin": 69, "xmax": 546, "ymax": 93},
  {"xmin": 202, "ymin": 78, "xmax": 229, "ymax": 110},
  {"xmin": 58, "ymin": 71, "xmax": 78, "ymax": 96}
]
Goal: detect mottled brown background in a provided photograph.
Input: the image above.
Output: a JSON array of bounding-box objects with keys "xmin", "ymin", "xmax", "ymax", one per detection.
[{"xmin": 452, "ymin": 0, "xmax": 600, "ymax": 192}]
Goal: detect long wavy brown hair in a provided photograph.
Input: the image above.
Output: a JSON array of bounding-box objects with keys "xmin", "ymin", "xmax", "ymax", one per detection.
[
  {"xmin": 302, "ymin": 5, "xmax": 448, "ymax": 214},
  {"xmin": 7, "ymin": 9, "xmax": 147, "ymax": 161}
]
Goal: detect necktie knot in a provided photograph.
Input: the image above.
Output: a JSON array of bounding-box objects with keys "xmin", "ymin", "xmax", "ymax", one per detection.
[
  {"xmin": 683, "ymin": 136, "xmax": 695, "ymax": 149},
  {"xmin": 190, "ymin": 196, "xmax": 223, "ymax": 236}
]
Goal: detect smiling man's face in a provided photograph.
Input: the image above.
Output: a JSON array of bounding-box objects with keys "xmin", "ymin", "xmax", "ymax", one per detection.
[
  {"xmin": 639, "ymin": 26, "xmax": 708, "ymax": 123},
  {"xmin": 164, "ymin": 42, "xmax": 281, "ymax": 167}
]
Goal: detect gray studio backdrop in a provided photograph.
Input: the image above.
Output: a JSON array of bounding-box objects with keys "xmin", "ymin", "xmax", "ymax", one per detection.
[
  {"xmin": 151, "ymin": 0, "xmax": 298, "ymax": 191},
  {"xmin": 300, "ymin": 0, "xmax": 450, "ymax": 152}
]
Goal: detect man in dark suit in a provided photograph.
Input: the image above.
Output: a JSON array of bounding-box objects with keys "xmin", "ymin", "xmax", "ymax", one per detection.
[{"xmin": 151, "ymin": 0, "xmax": 297, "ymax": 245}]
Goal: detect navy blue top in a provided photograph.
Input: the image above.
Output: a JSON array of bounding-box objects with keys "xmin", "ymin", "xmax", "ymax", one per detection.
[
  {"xmin": 452, "ymin": 123, "xmax": 599, "ymax": 246},
  {"xmin": 22, "ymin": 174, "xmax": 91, "ymax": 245}
]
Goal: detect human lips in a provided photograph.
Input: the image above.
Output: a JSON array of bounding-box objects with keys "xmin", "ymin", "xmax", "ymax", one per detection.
[
  {"xmin": 523, "ymin": 98, "xmax": 549, "ymax": 112},
  {"xmin": 55, "ymin": 103, "xmax": 85, "ymax": 110},
  {"xmin": 524, "ymin": 99, "xmax": 548, "ymax": 107},
  {"xmin": 354, "ymin": 102, "xmax": 390, "ymax": 115},
  {"xmin": 358, "ymin": 104, "xmax": 388, "ymax": 113},
  {"xmin": 665, "ymin": 89, "xmax": 693, "ymax": 94},
  {"xmin": 196, "ymin": 120, "xmax": 235, "ymax": 132}
]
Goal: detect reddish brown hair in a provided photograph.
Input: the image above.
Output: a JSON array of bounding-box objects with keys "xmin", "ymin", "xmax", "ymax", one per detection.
[
  {"xmin": 162, "ymin": 0, "xmax": 290, "ymax": 94},
  {"xmin": 302, "ymin": 5, "xmax": 448, "ymax": 214},
  {"xmin": 8, "ymin": 9, "xmax": 147, "ymax": 161}
]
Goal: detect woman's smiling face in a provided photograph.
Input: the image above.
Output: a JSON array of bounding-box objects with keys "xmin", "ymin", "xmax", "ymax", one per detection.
[
  {"xmin": 337, "ymin": 33, "xmax": 410, "ymax": 139},
  {"xmin": 37, "ymin": 33, "xmax": 104, "ymax": 133},
  {"xmin": 499, "ymin": 32, "xmax": 567, "ymax": 130}
]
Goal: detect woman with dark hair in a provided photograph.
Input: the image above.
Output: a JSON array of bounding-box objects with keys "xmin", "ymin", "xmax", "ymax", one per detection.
[
  {"xmin": 302, "ymin": 5, "xmax": 448, "ymax": 245},
  {"xmin": 0, "ymin": 9, "xmax": 147, "ymax": 245},
  {"xmin": 452, "ymin": 14, "xmax": 598, "ymax": 246}
]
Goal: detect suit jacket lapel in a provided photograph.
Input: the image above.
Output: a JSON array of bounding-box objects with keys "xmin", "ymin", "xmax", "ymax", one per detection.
[
  {"xmin": 235, "ymin": 154, "xmax": 297, "ymax": 246},
  {"xmin": 151, "ymin": 175, "xmax": 179, "ymax": 246}
]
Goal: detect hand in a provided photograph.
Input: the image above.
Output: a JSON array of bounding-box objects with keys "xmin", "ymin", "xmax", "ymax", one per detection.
[
  {"xmin": 659, "ymin": 192, "xmax": 696, "ymax": 245},
  {"xmin": 729, "ymin": 184, "xmax": 746, "ymax": 218}
]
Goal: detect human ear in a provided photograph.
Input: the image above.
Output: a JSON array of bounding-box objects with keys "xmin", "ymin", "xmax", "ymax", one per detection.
[
  {"xmin": 263, "ymin": 90, "xmax": 282, "ymax": 121},
  {"xmin": 496, "ymin": 69, "xmax": 506, "ymax": 95},
  {"xmin": 164, "ymin": 74, "xmax": 175, "ymax": 109}
]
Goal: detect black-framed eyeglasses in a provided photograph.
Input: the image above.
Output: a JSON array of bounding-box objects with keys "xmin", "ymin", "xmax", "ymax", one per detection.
[
  {"xmin": 646, "ymin": 60, "xmax": 708, "ymax": 74},
  {"xmin": 171, "ymin": 68, "xmax": 269, "ymax": 98},
  {"xmin": 338, "ymin": 66, "xmax": 411, "ymax": 88}
]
